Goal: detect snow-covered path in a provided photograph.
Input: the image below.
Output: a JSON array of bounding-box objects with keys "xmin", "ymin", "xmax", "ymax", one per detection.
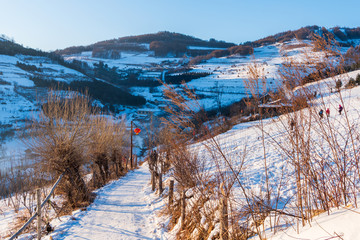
[{"xmin": 50, "ymin": 162, "xmax": 163, "ymax": 240}]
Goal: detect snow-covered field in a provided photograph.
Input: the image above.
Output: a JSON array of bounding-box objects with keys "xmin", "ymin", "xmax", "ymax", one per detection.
[{"xmin": 65, "ymin": 51, "xmax": 181, "ymax": 72}]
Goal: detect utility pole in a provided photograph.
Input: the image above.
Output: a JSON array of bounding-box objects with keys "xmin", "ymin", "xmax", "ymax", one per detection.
[{"xmin": 130, "ymin": 120, "xmax": 133, "ymax": 169}]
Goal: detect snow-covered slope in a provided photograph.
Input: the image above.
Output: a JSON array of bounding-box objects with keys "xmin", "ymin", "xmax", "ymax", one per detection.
[
  {"xmin": 186, "ymin": 40, "xmax": 307, "ymax": 108},
  {"xmin": 176, "ymin": 70, "xmax": 360, "ymax": 239},
  {"xmin": 0, "ymin": 54, "xmax": 92, "ymax": 172},
  {"xmin": 267, "ymin": 205, "xmax": 360, "ymax": 240}
]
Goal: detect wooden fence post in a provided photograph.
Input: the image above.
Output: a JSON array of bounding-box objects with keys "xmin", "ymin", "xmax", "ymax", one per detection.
[
  {"xmin": 220, "ymin": 185, "xmax": 228, "ymax": 240},
  {"xmin": 125, "ymin": 157, "xmax": 128, "ymax": 172},
  {"xmin": 119, "ymin": 157, "xmax": 123, "ymax": 173},
  {"xmin": 37, "ymin": 189, "xmax": 41, "ymax": 240},
  {"xmin": 181, "ymin": 190, "xmax": 186, "ymax": 230},
  {"xmin": 151, "ymin": 171, "xmax": 156, "ymax": 191},
  {"xmin": 158, "ymin": 172, "xmax": 163, "ymax": 195},
  {"xmin": 168, "ymin": 180, "xmax": 174, "ymax": 209},
  {"xmin": 92, "ymin": 165, "xmax": 97, "ymax": 188}
]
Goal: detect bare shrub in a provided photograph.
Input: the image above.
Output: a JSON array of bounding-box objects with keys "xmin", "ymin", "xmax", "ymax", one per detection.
[
  {"xmin": 28, "ymin": 90, "xmax": 95, "ymax": 208},
  {"xmin": 159, "ymin": 80, "xmax": 254, "ymax": 239},
  {"xmin": 88, "ymin": 115, "xmax": 127, "ymax": 187}
]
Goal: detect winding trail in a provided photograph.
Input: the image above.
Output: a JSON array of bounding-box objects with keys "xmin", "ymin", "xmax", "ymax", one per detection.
[{"xmin": 51, "ymin": 162, "xmax": 163, "ymax": 240}]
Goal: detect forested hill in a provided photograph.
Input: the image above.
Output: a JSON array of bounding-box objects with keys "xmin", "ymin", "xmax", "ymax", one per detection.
[
  {"xmin": 112, "ymin": 31, "xmax": 235, "ymax": 47},
  {"xmin": 246, "ymin": 25, "xmax": 360, "ymax": 47},
  {"xmin": 0, "ymin": 36, "xmax": 49, "ymax": 57},
  {"xmin": 55, "ymin": 31, "xmax": 236, "ymax": 56}
]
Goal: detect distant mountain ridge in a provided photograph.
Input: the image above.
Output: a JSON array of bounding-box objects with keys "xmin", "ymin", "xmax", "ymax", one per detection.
[
  {"xmin": 55, "ymin": 31, "xmax": 236, "ymax": 57},
  {"xmin": 108, "ymin": 31, "xmax": 234, "ymax": 47},
  {"xmin": 55, "ymin": 26, "xmax": 360, "ymax": 59}
]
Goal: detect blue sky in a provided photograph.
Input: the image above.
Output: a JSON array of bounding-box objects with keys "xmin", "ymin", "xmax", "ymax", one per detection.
[{"xmin": 1, "ymin": 0, "xmax": 359, "ymax": 51}]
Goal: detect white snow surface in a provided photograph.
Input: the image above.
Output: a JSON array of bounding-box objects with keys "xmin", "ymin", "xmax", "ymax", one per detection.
[
  {"xmin": 264, "ymin": 205, "xmax": 360, "ymax": 240},
  {"xmin": 45, "ymin": 162, "xmax": 165, "ymax": 240}
]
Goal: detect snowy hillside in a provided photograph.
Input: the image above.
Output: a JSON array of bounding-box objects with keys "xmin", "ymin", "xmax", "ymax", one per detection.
[
  {"xmin": 172, "ymin": 69, "xmax": 360, "ymax": 239},
  {"xmin": 0, "ymin": 53, "xmax": 92, "ymax": 172},
  {"xmin": 65, "ymin": 51, "xmax": 182, "ymax": 72},
  {"xmin": 65, "ymin": 39, "xmax": 327, "ymax": 111},
  {"xmin": 186, "ymin": 40, "xmax": 310, "ymax": 109},
  {"xmin": 58, "ymin": 27, "xmax": 360, "ymax": 114}
]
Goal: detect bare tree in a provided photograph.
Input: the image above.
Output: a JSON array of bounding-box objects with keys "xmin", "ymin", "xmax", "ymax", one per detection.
[{"xmin": 28, "ymin": 90, "xmax": 94, "ymax": 208}]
